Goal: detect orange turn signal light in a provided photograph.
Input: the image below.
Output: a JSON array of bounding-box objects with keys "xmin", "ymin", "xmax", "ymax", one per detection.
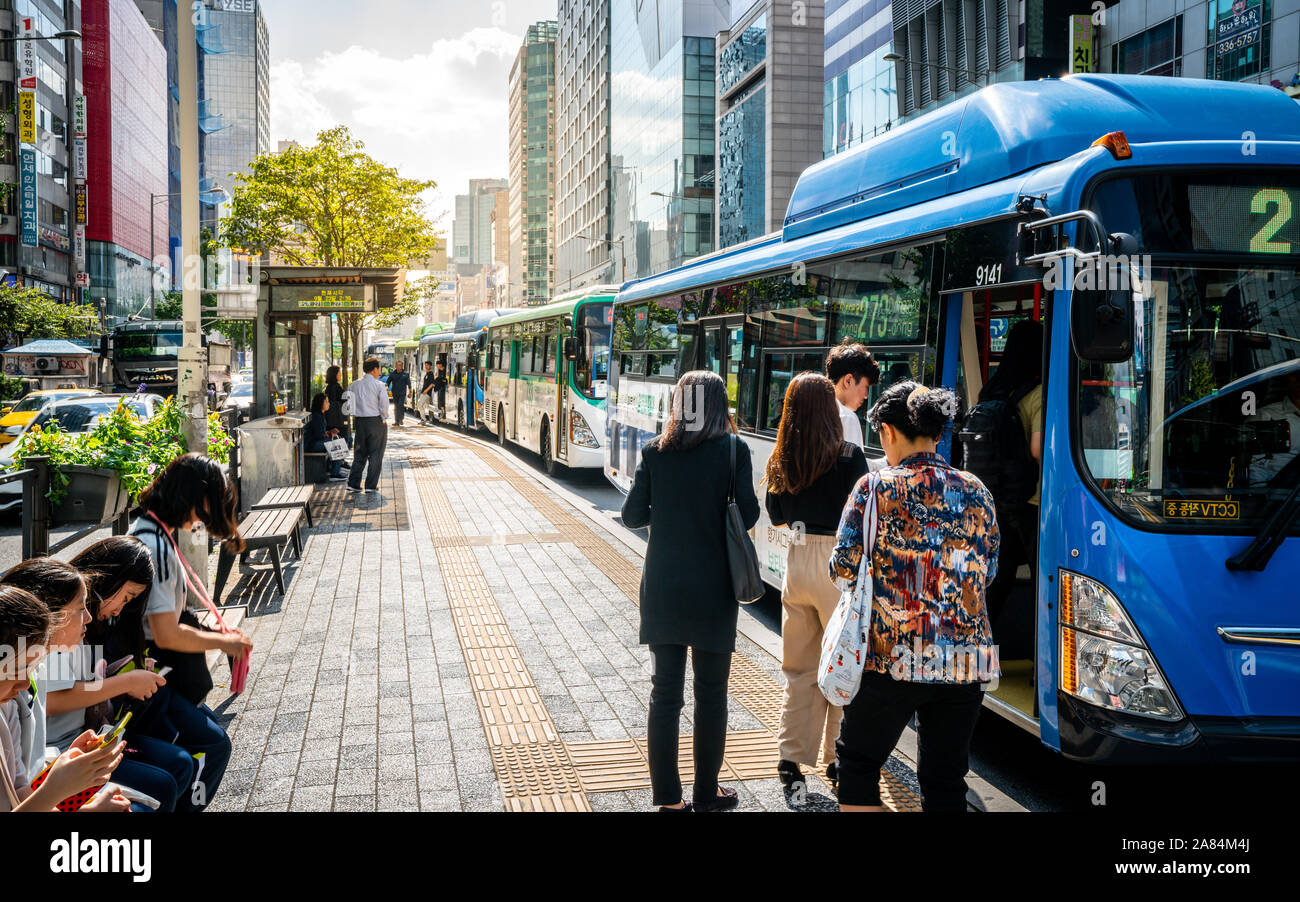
[{"xmin": 1091, "ymin": 131, "xmax": 1132, "ymax": 159}]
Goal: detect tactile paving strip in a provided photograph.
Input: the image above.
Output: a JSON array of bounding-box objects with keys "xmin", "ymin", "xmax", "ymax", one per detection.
[{"xmin": 410, "ymin": 462, "xmax": 590, "ymax": 811}]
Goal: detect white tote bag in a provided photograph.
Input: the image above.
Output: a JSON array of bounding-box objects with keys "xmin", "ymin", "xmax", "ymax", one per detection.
[
  {"xmin": 818, "ymin": 472, "xmax": 880, "ymax": 707},
  {"xmin": 323, "ymin": 437, "xmax": 349, "ymax": 461}
]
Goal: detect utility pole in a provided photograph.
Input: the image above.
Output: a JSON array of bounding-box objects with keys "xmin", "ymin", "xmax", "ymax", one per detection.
[{"xmin": 177, "ymin": 3, "xmax": 209, "ymax": 585}]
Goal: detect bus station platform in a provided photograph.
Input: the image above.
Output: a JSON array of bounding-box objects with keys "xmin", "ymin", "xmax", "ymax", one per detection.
[{"xmin": 204, "ymin": 424, "xmax": 1021, "ymax": 813}]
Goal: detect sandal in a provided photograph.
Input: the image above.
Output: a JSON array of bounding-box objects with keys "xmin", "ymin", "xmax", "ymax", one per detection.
[{"xmin": 694, "ymin": 786, "xmax": 739, "ymax": 812}]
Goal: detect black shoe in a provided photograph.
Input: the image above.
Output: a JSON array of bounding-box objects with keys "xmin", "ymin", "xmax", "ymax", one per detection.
[
  {"xmin": 825, "ymin": 761, "xmax": 839, "ymax": 794},
  {"xmin": 777, "ymin": 760, "xmax": 803, "ymax": 789},
  {"xmin": 694, "ymin": 787, "xmax": 739, "ymax": 812},
  {"xmin": 658, "ymin": 803, "xmax": 693, "ymax": 812}
]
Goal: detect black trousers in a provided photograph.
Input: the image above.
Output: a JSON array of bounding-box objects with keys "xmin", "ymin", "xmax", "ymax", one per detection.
[
  {"xmin": 836, "ymin": 670, "xmax": 983, "ymax": 811},
  {"xmin": 647, "ymin": 644, "xmax": 732, "ymax": 806},
  {"xmin": 348, "ymin": 416, "xmax": 387, "ymax": 490},
  {"xmin": 393, "ymin": 400, "xmax": 407, "ymax": 426}
]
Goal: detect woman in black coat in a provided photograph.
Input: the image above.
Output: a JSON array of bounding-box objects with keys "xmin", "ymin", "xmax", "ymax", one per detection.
[{"xmin": 621, "ymin": 370, "xmax": 760, "ymax": 812}]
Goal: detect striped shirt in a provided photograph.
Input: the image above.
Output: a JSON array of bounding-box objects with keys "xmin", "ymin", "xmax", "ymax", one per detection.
[{"xmin": 829, "ymin": 452, "xmax": 1001, "ymax": 683}]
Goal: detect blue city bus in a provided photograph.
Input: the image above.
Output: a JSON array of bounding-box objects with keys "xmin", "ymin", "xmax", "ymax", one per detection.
[
  {"xmin": 605, "ymin": 74, "xmax": 1300, "ymax": 763},
  {"xmin": 420, "ymin": 309, "xmax": 520, "ymax": 429}
]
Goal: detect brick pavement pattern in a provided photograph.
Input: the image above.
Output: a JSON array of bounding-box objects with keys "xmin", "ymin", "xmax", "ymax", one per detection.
[{"xmin": 205, "ymin": 426, "xmax": 921, "ymax": 812}]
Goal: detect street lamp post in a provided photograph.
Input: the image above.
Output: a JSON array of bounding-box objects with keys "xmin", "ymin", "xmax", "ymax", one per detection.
[
  {"xmin": 575, "ymin": 233, "xmax": 626, "ymax": 283},
  {"xmin": 149, "ymin": 192, "xmax": 182, "ymax": 319},
  {"xmin": 882, "ymin": 51, "xmax": 992, "ymax": 85}
]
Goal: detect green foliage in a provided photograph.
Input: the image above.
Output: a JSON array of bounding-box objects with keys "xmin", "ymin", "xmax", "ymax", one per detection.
[
  {"xmin": 9, "ymin": 396, "xmax": 233, "ymax": 503},
  {"xmin": 0, "ymin": 373, "xmax": 27, "ymax": 401},
  {"xmin": 220, "ymin": 126, "xmax": 439, "ymax": 377},
  {"xmin": 154, "ymin": 291, "xmax": 184, "ymax": 320},
  {"xmin": 0, "ymin": 285, "xmax": 99, "ymax": 349}
]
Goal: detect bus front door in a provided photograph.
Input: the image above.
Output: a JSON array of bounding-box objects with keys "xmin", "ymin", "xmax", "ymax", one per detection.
[{"xmin": 700, "ymin": 316, "xmax": 743, "ymax": 420}]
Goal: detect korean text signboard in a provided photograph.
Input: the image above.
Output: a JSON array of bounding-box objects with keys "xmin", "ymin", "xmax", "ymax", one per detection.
[
  {"xmin": 74, "ymin": 226, "xmax": 86, "ymax": 269},
  {"xmin": 1069, "ymin": 15, "xmax": 1094, "ymax": 74},
  {"xmin": 73, "ymin": 95, "xmax": 87, "ymax": 139},
  {"xmin": 18, "ymin": 92, "xmax": 36, "ymax": 145},
  {"xmin": 19, "ymin": 149, "xmax": 38, "ymax": 248},
  {"xmin": 73, "ymin": 138, "xmax": 87, "ymax": 181},
  {"xmin": 270, "ymin": 284, "xmax": 376, "ymax": 314},
  {"xmin": 74, "ymin": 184, "xmax": 87, "ymax": 226},
  {"xmin": 18, "ymin": 18, "xmax": 36, "ymax": 90}
]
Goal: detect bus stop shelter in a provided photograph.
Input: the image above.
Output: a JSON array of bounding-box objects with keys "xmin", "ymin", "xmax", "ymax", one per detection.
[{"xmin": 253, "ymin": 267, "xmax": 407, "ymax": 421}]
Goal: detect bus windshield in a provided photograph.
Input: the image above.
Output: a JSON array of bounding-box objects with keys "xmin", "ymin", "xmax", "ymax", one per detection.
[
  {"xmin": 116, "ymin": 332, "xmax": 182, "ymax": 360},
  {"xmin": 577, "ymin": 303, "xmax": 612, "ymax": 399},
  {"xmin": 1079, "ymin": 171, "xmax": 1300, "ymax": 530}
]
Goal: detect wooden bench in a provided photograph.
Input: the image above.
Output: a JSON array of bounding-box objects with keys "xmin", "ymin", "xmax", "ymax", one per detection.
[
  {"xmin": 212, "ymin": 506, "xmax": 304, "ymax": 605},
  {"xmin": 250, "ymin": 484, "xmax": 316, "ymax": 528}
]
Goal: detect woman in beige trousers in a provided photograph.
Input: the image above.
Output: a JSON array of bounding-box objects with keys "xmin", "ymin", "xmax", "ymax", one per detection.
[{"xmin": 764, "ymin": 373, "xmax": 868, "ymax": 790}]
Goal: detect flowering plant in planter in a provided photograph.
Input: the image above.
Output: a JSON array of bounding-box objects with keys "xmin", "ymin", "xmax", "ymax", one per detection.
[{"xmin": 9, "ymin": 396, "xmax": 234, "ymax": 504}]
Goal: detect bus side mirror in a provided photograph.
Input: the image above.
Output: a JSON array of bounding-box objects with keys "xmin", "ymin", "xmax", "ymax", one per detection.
[
  {"xmin": 563, "ymin": 336, "xmax": 579, "ymax": 360},
  {"xmin": 1072, "ymin": 286, "xmax": 1134, "ymax": 363},
  {"xmin": 467, "ymin": 350, "xmax": 480, "ymax": 369}
]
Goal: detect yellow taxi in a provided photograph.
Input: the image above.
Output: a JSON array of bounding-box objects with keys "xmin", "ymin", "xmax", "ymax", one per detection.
[{"xmin": 0, "ymin": 389, "xmax": 100, "ymax": 445}]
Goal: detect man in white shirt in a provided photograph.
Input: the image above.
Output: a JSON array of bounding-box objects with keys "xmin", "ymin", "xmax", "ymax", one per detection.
[
  {"xmin": 347, "ymin": 357, "xmax": 391, "ymax": 494},
  {"xmin": 826, "ymin": 340, "xmax": 887, "ymax": 470}
]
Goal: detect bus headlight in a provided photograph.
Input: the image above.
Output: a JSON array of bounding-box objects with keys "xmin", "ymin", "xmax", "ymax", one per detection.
[
  {"xmin": 570, "ymin": 410, "xmax": 599, "ymax": 448},
  {"xmin": 1059, "ymin": 570, "xmax": 1183, "ymax": 722}
]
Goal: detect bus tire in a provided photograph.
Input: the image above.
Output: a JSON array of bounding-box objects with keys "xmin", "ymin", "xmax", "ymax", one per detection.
[
  {"xmin": 541, "ymin": 419, "xmax": 558, "ymax": 477},
  {"xmin": 497, "ymin": 406, "xmax": 507, "ymax": 446}
]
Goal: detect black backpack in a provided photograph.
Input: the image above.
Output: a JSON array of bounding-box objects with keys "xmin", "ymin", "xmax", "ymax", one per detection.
[{"xmin": 957, "ymin": 384, "xmax": 1037, "ymax": 503}]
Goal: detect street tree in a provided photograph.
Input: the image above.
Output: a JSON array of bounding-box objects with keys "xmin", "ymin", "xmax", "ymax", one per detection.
[
  {"xmin": 0, "ymin": 285, "xmax": 98, "ymax": 349},
  {"xmin": 220, "ymin": 126, "xmax": 438, "ymax": 380}
]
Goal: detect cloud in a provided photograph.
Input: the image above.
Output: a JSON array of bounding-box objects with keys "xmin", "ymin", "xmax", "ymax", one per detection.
[{"xmin": 271, "ymin": 27, "xmax": 521, "ymax": 227}]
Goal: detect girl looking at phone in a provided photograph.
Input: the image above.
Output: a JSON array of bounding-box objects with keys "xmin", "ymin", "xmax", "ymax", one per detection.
[
  {"xmin": 128, "ymin": 454, "xmax": 240, "ymax": 811},
  {"xmin": 0, "ymin": 584, "xmax": 127, "ymax": 813}
]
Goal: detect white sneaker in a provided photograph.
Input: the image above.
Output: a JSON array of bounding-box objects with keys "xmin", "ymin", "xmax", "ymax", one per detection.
[
  {"xmin": 364, "ymin": 489, "xmax": 378, "ymax": 495},
  {"xmin": 347, "ymin": 485, "xmax": 362, "ymax": 493}
]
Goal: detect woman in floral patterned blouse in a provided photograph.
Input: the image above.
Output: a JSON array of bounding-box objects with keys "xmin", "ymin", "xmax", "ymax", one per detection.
[{"xmin": 829, "ymin": 381, "xmax": 1000, "ymax": 812}]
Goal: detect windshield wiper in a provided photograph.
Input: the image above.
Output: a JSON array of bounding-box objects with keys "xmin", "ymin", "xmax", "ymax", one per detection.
[{"xmin": 1226, "ymin": 472, "xmax": 1300, "ymax": 572}]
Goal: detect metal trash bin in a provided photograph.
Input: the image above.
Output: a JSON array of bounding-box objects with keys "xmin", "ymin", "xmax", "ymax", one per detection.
[{"xmin": 237, "ymin": 412, "xmax": 309, "ymax": 512}]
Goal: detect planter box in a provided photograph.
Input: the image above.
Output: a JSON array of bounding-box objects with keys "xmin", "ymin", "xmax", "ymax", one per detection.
[{"xmin": 50, "ymin": 466, "xmax": 131, "ymax": 526}]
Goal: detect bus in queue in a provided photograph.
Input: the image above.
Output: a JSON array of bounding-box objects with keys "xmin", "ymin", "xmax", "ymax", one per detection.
[
  {"xmin": 394, "ymin": 336, "xmax": 421, "ymax": 375},
  {"xmin": 363, "ymin": 339, "xmax": 396, "ymax": 373},
  {"xmin": 482, "ymin": 286, "xmax": 616, "ymax": 474},
  {"xmin": 605, "ymin": 74, "xmax": 1300, "ymax": 764},
  {"xmin": 419, "ymin": 309, "xmax": 518, "ymax": 429}
]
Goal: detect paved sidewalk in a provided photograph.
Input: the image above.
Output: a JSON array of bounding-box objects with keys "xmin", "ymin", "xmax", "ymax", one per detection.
[{"xmin": 204, "ymin": 424, "xmax": 929, "ymax": 812}]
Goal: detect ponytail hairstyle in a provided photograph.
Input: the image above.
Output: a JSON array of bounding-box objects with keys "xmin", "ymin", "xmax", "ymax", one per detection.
[
  {"xmin": 71, "ymin": 536, "xmax": 154, "ymax": 666},
  {"xmin": 137, "ymin": 453, "xmax": 246, "ymax": 553},
  {"xmin": 867, "ymin": 380, "xmax": 959, "ymax": 441}
]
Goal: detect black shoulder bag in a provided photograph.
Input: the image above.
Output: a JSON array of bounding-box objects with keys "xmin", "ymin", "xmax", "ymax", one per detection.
[{"xmin": 726, "ymin": 435, "xmax": 766, "ymax": 604}]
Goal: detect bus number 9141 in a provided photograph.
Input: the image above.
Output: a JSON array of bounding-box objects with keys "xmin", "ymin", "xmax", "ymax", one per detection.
[{"xmin": 975, "ymin": 263, "xmax": 1003, "ymax": 286}]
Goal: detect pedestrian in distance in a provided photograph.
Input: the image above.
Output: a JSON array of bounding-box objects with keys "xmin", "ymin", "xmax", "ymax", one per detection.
[
  {"xmin": 418, "ymin": 360, "xmax": 437, "ymax": 424},
  {"xmin": 388, "ymin": 360, "xmax": 412, "ymax": 428},
  {"xmin": 128, "ymin": 453, "xmax": 244, "ymax": 811},
  {"xmin": 347, "ymin": 357, "xmax": 390, "ymax": 494},
  {"xmin": 621, "ymin": 370, "xmax": 760, "ymax": 812},
  {"xmin": 764, "ymin": 373, "xmax": 867, "ymax": 793},
  {"xmin": 433, "ymin": 362, "xmax": 449, "ymax": 422},
  {"xmin": 0, "ymin": 584, "xmax": 128, "ymax": 812},
  {"xmin": 825, "ymin": 340, "xmax": 881, "ymax": 451},
  {"xmin": 829, "ymin": 382, "xmax": 1000, "ymax": 812},
  {"xmin": 306, "ymin": 392, "xmax": 345, "ymax": 481}
]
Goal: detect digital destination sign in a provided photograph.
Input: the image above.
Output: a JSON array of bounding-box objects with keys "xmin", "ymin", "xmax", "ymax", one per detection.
[
  {"xmin": 1189, "ymin": 185, "xmax": 1300, "ymax": 255},
  {"xmin": 270, "ymin": 284, "xmax": 375, "ymax": 314}
]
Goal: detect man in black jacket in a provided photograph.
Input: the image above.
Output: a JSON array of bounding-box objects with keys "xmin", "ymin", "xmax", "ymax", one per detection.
[
  {"xmin": 418, "ymin": 360, "xmax": 436, "ymax": 424},
  {"xmin": 388, "ymin": 360, "xmax": 412, "ymax": 427}
]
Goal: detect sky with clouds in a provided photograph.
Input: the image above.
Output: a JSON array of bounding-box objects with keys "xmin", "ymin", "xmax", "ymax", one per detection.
[{"xmin": 261, "ymin": 0, "xmax": 560, "ymax": 234}]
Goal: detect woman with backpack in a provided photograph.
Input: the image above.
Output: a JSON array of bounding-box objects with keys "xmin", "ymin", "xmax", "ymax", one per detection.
[
  {"xmin": 764, "ymin": 373, "xmax": 867, "ymax": 792},
  {"xmin": 830, "ymin": 382, "xmax": 1000, "ymax": 812},
  {"xmin": 966, "ymin": 319, "xmax": 1043, "ymax": 631},
  {"xmin": 621, "ymin": 370, "xmax": 760, "ymax": 812}
]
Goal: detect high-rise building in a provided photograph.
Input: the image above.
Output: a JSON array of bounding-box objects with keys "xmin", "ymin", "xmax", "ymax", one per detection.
[
  {"xmin": 450, "ymin": 178, "xmax": 508, "ymax": 266},
  {"xmin": 83, "ymin": 0, "xmax": 169, "ymax": 322},
  {"xmin": 508, "ymin": 21, "xmax": 558, "ymax": 307},
  {"xmin": 610, "ymin": 0, "xmax": 729, "ymax": 279},
  {"xmin": 133, "ymin": 0, "xmax": 270, "ymax": 271},
  {"xmin": 715, "ymin": 0, "xmax": 824, "ymax": 250},
  {"xmin": 557, "ymin": 0, "xmax": 615, "ymax": 290},
  {"xmin": 1, "ymin": 1, "xmax": 84, "ymax": 303}
]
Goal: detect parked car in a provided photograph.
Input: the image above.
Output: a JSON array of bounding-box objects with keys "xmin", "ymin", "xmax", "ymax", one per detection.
[
  {"xmin": 221, "ymin": 382, "xmax": 254, "ymax": 421},
  {"xmin": 0, "ymin": 389, "xmax": 101, "ymax": 445},
  {"xmin": 0, "ymin": 393, "xmax": 167, "ymax": 512}
]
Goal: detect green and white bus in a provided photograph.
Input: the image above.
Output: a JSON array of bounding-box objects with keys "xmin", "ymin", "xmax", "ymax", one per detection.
[{"xmin": 483, "ymin": 286, "xmax": 615, "ymax": 474}]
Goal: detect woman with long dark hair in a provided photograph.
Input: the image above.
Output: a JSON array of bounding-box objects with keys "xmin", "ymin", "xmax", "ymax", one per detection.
[
  {"xmin": 829, "ymin": 382, "xmax": 999, "ymax": 812},
  {"xmin": 621, "ymin": 370, "xmax": 760, "ymax": 812},
  {"xmin": 306, "ymin": 392, "xmax": 345, "ymax": 480},
  {"xmin": 18, "ymin": 541, "xmax": 194, "ymax": 812},
  {"xmin": 764, "ymin": 373, "xmax": 867, "ymax": 791},
  {"xmin": 127, "ymin": 453, "xmax": 244, "ymax": 811},
  {"xmin": 324, "ymin": 364, "xmax": 351, "ymax": 447}
]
